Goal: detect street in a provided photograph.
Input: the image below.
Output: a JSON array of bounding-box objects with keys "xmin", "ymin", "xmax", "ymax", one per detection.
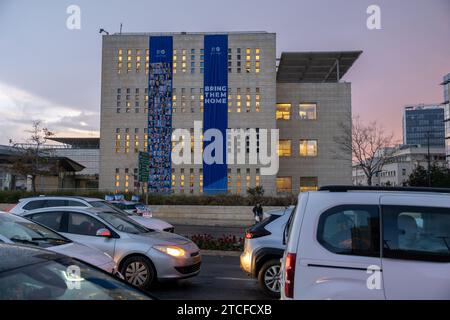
[{"xmin": 150, "ymin": 255, "xmax": 273, "ymax": 300}]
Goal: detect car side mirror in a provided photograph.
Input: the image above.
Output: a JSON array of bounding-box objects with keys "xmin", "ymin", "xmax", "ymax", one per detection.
[{"xmin": 96, "ymin": 228, "xmax": 112, "ymax": 238}]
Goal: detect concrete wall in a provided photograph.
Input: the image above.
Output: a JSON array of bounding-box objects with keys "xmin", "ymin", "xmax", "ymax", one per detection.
[
  {"xmin": 151, "ymin": 205, "xmax": 284, "ymax": 227},
  {"xmin": 0, "ymin": 203, "xmax": 284, "ymax": 227}
]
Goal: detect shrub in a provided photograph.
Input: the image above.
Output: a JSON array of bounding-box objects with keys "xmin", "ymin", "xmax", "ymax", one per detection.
[
  {"xmin": 189, "ymin": 233, "xmax": 244, "ymax": 251},
  {"xmin": 0, "ymin": 190, "xmax": 297, "ymax": 206}
]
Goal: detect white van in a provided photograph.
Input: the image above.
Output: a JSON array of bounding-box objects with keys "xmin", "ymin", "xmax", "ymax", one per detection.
[{"xmin": 280, "ymin": 186, "xmax": 450, "ymax": 300}]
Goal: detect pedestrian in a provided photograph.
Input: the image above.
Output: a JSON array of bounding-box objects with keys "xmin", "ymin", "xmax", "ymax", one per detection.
[{"xmin": 252, "ymin": 203, "xmax": 263, "ymax": 224}]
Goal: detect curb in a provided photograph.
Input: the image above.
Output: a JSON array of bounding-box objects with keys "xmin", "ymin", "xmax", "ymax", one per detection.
[{"xmin": 201, "ymin": 250, "xmax": 242, "ymax": 257}]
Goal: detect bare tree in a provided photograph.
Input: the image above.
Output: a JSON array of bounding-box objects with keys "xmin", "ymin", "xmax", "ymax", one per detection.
[
  {"xmin": 10, "ymin": 120, "xmax": 55, "ymax": 192},
  {"xmin": 334, "ymin": 115, "xmax": 396, "ymax": 186}
]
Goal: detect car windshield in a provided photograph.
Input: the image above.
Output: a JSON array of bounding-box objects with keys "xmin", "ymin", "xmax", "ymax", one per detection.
[
  {"xmin": 97, "ymin": 212, "xmax": 150, "ymax": 234},
  {"xmin": 89, "ymin": 201, "xmax": 134, "ymax": 216},
  {"xmin": 0, "ymin": 257, "xmax": 151, "ymax": 300},
  {"xmin": 0, "ymin": 214, "xmax": 69, "ymax": 248}
]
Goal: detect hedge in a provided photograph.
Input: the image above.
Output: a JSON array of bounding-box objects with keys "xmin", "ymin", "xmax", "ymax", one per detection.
[{"xmin": 0, "ymin": 190, "xmax": 297, "ymax": 206}]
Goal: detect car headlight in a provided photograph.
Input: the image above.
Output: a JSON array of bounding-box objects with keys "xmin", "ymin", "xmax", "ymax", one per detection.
[{"xmin": 153, "ymin": 245, "xmax": 186, "ymax": 258}]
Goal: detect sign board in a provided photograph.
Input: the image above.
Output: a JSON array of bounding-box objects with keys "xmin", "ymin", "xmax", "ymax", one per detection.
[{"xmin": 138, "ymin": 151, "xmax": 150, "ymax": 183}]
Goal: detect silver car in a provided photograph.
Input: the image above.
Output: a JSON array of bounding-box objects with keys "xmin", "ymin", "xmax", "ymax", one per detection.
[
  {"xmin": 0, "ymin": 211, "xmax": 118, "ymax": 275},
  {"xmin": 240, "ymin": 206, "xmax": 294, "ymax": 297},
  {"xmin": 22, "ymin": 207, "xmax": 201, "ymax": 289},
  {"xmin": 9, "ymin": 196, "xmax": 175, "ymax": 232}
]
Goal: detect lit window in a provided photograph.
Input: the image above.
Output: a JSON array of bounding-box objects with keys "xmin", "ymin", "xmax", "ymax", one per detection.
[
  {"xmin": 236, "ymin": 90, "xmax": 241, "ymax": 113},
  {"xmin": 246, "ymin": 89, "xmax": 251, "ymax": 112},
  {"xmin": 276, "ymin": 177, "xmax": 292, "ymax": 194},
  {"xmin": 236, "ymin": 173, "xmax": 241, "ymax": 194},
  {"xmin": 300, "ymin": 177, "xmax": 318, "ymax": 193},
  {"xmin": 278, "ymin": 140, "xmax": 292, "ymax": 157},
  {"xmin": 276, "ymin": 103, "xmax": 291, "ymax": 120},
  {"xmin": 299, "ymin": 140, "xmax": 318, "ymax": 157},
  {"xmin": 255, "ymin": 89, "xmax": 260, "ymax": 112},
  {"xmin": 299, "ymin": 103, "xmax": 317, "ymax": 120}
]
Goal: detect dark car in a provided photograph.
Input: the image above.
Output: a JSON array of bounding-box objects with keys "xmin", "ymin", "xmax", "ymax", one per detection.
[{"xmin": 0, "ymin": 243, "xmax": 153, "ymax": 300}]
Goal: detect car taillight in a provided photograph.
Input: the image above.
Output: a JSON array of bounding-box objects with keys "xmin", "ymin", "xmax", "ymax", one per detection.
[
  {"xmin": 4, "ymin": 204, "xmax": 17, "ymax": 213},
  {"xmin": 284, "ymin": 252, "xmax": 296, "ymax": 299},
  {"xmin": 245, "ymin": 229, "xmax": 271, "ymax": 239}
]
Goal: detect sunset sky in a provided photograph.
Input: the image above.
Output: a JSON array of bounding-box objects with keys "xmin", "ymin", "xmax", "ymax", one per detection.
[{"xmin": 0, "ymin": 0, "xmax": 449, "ymax": 144}]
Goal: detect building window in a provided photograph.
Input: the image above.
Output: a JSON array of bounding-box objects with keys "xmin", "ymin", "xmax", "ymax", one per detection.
[
  {"xmin": 276, "ymin": 177, "xmax": 292, "ymax": 194},
  {"xmin": 246, "ymin": 88, "xmax": 251, "ymax": 112},
  {"xmin": 278, "ymin": 140, "xmax": 292, "ymax": 157},
  {"xmin": 182, "ymin": 49, "xmax": 187, "ymax": 73},
  {"xmin": 255, "ymin": 48, "xmax": 261, "ymax": 73},
  {"xmin": 299, "ymin": 139, "xmax": 318, "ymax": 157},
  {"xmin": 276, "ymin": 103, "xmax": 291, "ymax": 120},
  {"xmin": 246, "ymin": 169, "xmax": 251, "ymax": 190},
  {"xmin": 115, "ymin": 130, "xmax": 121, "ymax": 153},
  {"xmin": 299, "ymin": 103, "xmax": 317, "ymax": 120},
  {"xmin": 117, "ymin": 49, "xmax": 123, "ymax": 74},
  {"xmin": 236, "ymin": 89, "xmax": 241, "ymax": 113},
  {"xmin": 236, "ymin": 169, "xmax": 241, "ymax": 194},
  {"xmin": 136, "ymin": 49, "xmax": 141, "ymax": 72},
  {"xmin": 300, "ymin": 177, "xmax": 318, "ymax": 192},
  {"xmin": 228, "ymin": 91, "xmax": 232, "ymax": 113},
  {"xmin": 255, "ymin": 88, "xmax": 260, "ymax": 112}
]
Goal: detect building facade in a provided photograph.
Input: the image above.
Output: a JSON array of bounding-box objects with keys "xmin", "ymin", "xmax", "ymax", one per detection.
[
  {"xmin": 403, "ymin": 104, "xmax": 445, "ymax": 147},
  {"xmin": 99, "ymin": 32, "xmax": 359, "ymax": 195},
  {"xmin": 352, "ymin": 145, "xmax": 447, "ymax": 187},
  {"xmin": 442, "ymin": 73, "xmax": 450, "ymax": 164}
]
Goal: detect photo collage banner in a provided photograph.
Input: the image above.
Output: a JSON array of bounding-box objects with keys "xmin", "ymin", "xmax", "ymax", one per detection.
[{"xmin": 147, "ymin": 36, "xmax": 173, "ymax": 193}]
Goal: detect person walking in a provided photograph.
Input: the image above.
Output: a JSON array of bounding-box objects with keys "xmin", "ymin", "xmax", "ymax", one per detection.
[{"xmin": 252, "ymin": 203, "xmax": 263, "ymax": 224}]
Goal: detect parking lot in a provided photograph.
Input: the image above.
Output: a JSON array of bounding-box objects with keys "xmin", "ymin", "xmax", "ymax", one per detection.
[{"xmin": 151, "ymin": 255, "xmax": 272, "ymax": 300}]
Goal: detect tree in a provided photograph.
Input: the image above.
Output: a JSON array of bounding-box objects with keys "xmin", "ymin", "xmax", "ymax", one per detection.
[
  {"xmin": 247, "ymin": 186, "xmax": 265, "ymax": 204},
  {"xmin": 10, "ymin": 120, "xmax": 55, "ymax": 192},
  {"xmin": 407, "ymin": 164, "xmax": 450, "ymax": 188},
  {"xmin": 335, "ymin": 115, "xmax": 396, "ymax": 186}
]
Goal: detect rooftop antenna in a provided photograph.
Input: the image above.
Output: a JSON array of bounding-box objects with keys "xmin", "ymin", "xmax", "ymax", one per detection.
[{"xmin": 120, "ymin": 23, "xmax": 123, "ymax": 34}]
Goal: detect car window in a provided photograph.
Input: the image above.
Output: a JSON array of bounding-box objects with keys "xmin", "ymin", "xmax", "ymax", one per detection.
[
  {"xmin": 67, "ymin": 200, "xmax": 87, "ymax": 207},
  {"xmin": 97, "ymin": 212, "xmax": 149, "ymax": 234},
  {"xmin": 67, "ymin": 212, "xmax": 108, "ymax": 236},
  {"xmin": 0, "ymin": 214, "xmax": 69, "ymax": 248},
  {"xmin": 44, "ymin": 200, "xmax": 67, "ymax": 207},
  {"xmin": 0, "ymin": 258, "xmax": 151, "ymax": 300},
  {"xmin": 317, "ymin": 205, "xmax": 380, "ymax": 257},
  {"xmin": 23, "ymin": 200, "xmax": 47, "ymax": 210},
  {"xmin": 28, "ymin": 212, "xmax": 64, "ymax": 232},
  {"xmin": 382, "ymin": 205, "xmax": 450, "ymax": 262}
]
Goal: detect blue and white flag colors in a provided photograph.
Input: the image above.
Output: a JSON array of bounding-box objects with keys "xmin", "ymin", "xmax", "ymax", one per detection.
[
  {"xmin": 203, "ymin": 35, "xmax": 228, "ymax": 194},
  {"xmin": 147, "ymin": 36, "xmax": 173, "ymax": 194}
]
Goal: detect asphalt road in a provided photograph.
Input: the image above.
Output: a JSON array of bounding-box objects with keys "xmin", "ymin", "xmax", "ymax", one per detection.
[{"xmin": 149, "ymin": 255, "xmax": 273, "ymax": 300}]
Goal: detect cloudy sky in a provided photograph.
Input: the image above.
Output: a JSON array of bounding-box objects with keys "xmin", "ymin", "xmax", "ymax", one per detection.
[{"xmin": 0, "ymin": 0, "xmax": 449, "ymax": 144}]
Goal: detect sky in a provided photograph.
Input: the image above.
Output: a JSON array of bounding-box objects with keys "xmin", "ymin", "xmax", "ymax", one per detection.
[{"xmin": 0, "ymin": 0, "xmax": 449, "ymax": 144}]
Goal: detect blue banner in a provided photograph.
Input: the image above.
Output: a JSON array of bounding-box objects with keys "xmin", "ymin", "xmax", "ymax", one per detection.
[
  {"xmin": 148, "ymin": 36, "xmax": 173, "ymax": 193},
  {"xmin": 203, "ymin": 35, "xmax": 228, "ymax": 194}
]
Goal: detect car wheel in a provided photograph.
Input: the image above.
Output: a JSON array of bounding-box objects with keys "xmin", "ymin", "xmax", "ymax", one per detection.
[
  {"xmin": 258, "ymin": 259, "xmax": 281, "ymax": 298},
  {"xmin": 121, "ymin": 256, "xmax": 156, "ymax": 289}
]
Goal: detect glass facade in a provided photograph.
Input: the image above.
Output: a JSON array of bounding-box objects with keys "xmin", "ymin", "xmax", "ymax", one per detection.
[
  {"xmin": 403, "ymin": 105, "xmax": 445, "ymax": 147},
  {"xmin": 443, "ymin": 73, "xmax": 450, "ymax": 162}
]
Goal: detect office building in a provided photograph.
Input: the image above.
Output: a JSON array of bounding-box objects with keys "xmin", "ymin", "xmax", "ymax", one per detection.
[
  {"xmin": 99, "ymin": 32, "xmax": 360, "ymax": 195},
  {"xmin": 403, "ymin": 104, "xmax": 445, "ymax": 147}
]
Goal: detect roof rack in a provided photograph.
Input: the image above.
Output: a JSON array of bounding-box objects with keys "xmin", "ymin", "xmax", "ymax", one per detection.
[{"xmin": 319, "ymin": 185, "xmax": 450, "ymax": 194}]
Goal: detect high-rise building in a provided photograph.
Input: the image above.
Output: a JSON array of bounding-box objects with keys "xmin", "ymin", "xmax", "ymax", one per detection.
[
  {"xmin": 99, "ymin": 32, "xmax": 360, "ymax": 195},
  {"xmin": 403, "ymin": 104, "xmax": 445, "ymax": 148},
  {"xmin": 442, "ymin": 73, "xmax": 450, "ymax": 163}
]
